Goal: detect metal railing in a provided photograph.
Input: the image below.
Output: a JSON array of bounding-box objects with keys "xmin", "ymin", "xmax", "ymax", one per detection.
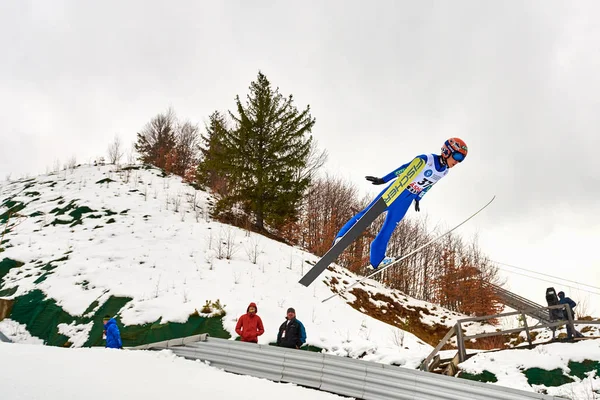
[
  {"xmin": 421, "ymin": 303, "xmax": 600, "ymax": 370},
  {"xmin": 128, "ymin": 333, "xmax": 209, "ymax": 350},
  {"xmin": 485, "ymin": 282, "xmax": 551, "ymax": 323},
  {"xmin": 137, "ymin": 334, "xmax": 563, "ymax": 400}
]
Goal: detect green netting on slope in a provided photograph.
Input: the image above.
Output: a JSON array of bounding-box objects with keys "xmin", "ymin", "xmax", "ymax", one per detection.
[
  {"xmin": 0, "ymin": 201, "xmax": 26, "ymax": 223},
  {"xmin": 9, "ymin": 291, "xmax": 134, "ymax": 347},
  {"xmin": 111, "ymin": 315, "xmax": 231, "ymax": 347},
  {"xmin": 49, "ymin": 202, "xmax": 96, "ymax": 227},
  {"xmin": 0, "ymin": 258, "xmax": 23, "ymax": 296},
  {"xmin": 69, "ymin": 206, "xmax": 96, "ymax": 220},
  {"xmin": 8, "ymin": 289, "xmax": 230, "ymax": 348},
  {"xmin": 49, "ymin": 200, "xmax": 77, "ymax": 216},
  {"xmin": 83, "ymin": 296, "xmax": 133, "ymax": 347},
  {"xmin": 0, "ymin": 286, "xmax": 17, "ymax": 297},
  {"xmin": 9, "ymin": 290, "xmax": 72, "ymax": 346},
  {"xmin": 524, "ymin": 367, "xmax": 574, "ymax": 387},
  {"xmin": 32, "ymin": 257, "xmax": 67, "ymax": 284},
  {"xmin": 458, "ymin": 370, "xmax": 498, "ymax": 383},
  {"xmin": 460, "ymin": 363, "xmax": 599, "ymax": 388},
  {"xmin": 567, "ymin": 360, "xmax": 600, "ymax": 380},
  {"xmin": 0, "ymin": 258, "xmax": 24, "ymax": 283}
]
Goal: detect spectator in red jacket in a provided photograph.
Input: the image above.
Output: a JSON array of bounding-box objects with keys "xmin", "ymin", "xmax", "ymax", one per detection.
[{"xmin": 235, "ymin": 302, "xmax": 265, "ymax": 343}]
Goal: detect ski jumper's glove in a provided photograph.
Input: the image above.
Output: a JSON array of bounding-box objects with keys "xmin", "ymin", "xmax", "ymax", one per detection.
[
  {"xmin": 365, "ymin": 176, "xmax": 385, "ymax": 185},
  {"xmin": 414, "ymin": 200, "xmax": 420, "ymax": 212}
]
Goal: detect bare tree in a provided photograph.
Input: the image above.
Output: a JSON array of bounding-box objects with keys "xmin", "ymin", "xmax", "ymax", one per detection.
[
  {"xmin": 215, "ymin": 230, "xmax": 226, "ymax": 260},
  {"xmin": 107, "ymin": 135, "xmax": 124, "ymax": 165},
  {"xmin": 127, "ymin": 143, "xmax": 136, "ymax": 165},
  {"xmin": 224, "ymin": 227, "xmax": 238, "ymax": 260},
  {"xmin": 296, "ymin": 139, "xmax": 328, "ymax": 182},
  {"xmin": 173, "ymin": 194, "xmax": 181, "ymax": 213},
  {"xmin": 174, "ymin": 120, "xmax": 200, "ymax": 178},
  {"xmin": 390, "ymin": 328, "xmax": 405, "ymax": 348},
  {"xmin": 134, "ymin": 108, "xmax": 177, "ymax": 171},
  {"xmin": 299, "ymin": 174, "xmax": 360, "ymax": 258},
  {"xmin": 67, "ymin": 155, "xmax": 77, "ymax": 171},
  {"xmin": 244, "ymin": 235, "xmax": 262, "ymax": 264},
  {"xmin": 187, "ymin": 190, "xmax": 197, "ymax": 211},
  {"xmin": 575, "ymin": 294, "xmax": 590, "ymax": 319}
]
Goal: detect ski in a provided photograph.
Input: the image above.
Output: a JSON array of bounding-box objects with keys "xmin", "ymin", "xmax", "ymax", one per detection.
[
  {"xmin": 298, "ymin": 157, "xmax": 426, "ymax": 287},
  {"xmin": 321, "ymin": 195, "xmax": 496, "ymax": 303}
]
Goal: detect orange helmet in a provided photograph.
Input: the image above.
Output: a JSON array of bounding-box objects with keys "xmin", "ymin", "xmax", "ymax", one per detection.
[{"xmin": 441, "ymin": 138, "xmax": 468, "ymax": 162}]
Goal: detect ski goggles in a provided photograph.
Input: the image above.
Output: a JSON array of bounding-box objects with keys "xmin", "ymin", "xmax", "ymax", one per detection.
[{"xmin": 451, "ymin": 151, "xmax": 465, "ymax": 162}]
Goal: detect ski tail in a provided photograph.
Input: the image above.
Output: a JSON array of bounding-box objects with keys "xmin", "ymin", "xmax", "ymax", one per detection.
[
  {"xmin": 321, "ymin": 195, "xmax": 496, "ymax": 303},
  {"xmin": 298, "ymin": 198, "xmax": 387, "ymax": 286}
]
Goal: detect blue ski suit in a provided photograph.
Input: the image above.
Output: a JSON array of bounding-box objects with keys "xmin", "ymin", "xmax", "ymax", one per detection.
[
  {"xmin": 335, "ymin": 154, "xmax": 449, "ymax": 268},
  {"xmin": 104, "ymin": 318, "xmax": 123, "ymax": 349}
]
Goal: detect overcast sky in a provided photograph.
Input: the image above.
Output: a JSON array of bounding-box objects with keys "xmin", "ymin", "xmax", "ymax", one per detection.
[{"xmin": 1, "ymin": 1, "xmax": 599, "ymax": 312}]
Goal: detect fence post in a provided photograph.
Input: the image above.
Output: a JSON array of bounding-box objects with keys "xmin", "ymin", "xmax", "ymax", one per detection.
[
  {"xmin": 521, "ymin": 312, "xmax": 533, "ymax": 348},
  {"xmin": 455, "ymin": 322, "xmax": 467, "ymax": 362},
  {"xmin": 419, "ymin": 325, "xmax": 457, "ymax": 371},
  {"xmin": 565, "ymin": 304, "xmax": 576, "ymax": 339}
]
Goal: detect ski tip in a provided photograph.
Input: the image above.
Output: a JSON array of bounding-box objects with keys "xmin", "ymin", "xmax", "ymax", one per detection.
[
  {"xmin": 321, "ymin": 291, "xmax": 342, "ymax": 303},
  {"xmin": 482, "ymin": 195, "xmax": 496, "ymax": 206},
  {"xmin": 321, "ymin": 294, "xmax": 336, "ymax": 303}
]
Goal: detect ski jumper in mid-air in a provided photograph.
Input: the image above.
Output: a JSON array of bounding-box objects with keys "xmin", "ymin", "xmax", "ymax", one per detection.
[{"xmin": 334, "ymin": 138, "xmax": 468, "ymax": 269}]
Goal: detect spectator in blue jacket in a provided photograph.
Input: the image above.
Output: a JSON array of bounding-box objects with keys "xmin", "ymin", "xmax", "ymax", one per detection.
[
  {"xmin": 103, "ymin": 315, "xmax": 123, "ymax": 349},
  {"xmin": 277, "ymin": 308, "xmax": 306, "ymax": 349},
  {"xmin": 557, "ymin": 291, "xmax": 583, "ymax": 339}
]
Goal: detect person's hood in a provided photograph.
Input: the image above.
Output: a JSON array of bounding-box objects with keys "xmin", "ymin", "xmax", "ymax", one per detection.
[
  {"xmin": 247, "ymin": 302, "xmax": 258, "ymax": 313},
  {"xmin": 104, "ymin": 318, "xmax": 117, "ymax": 327}
]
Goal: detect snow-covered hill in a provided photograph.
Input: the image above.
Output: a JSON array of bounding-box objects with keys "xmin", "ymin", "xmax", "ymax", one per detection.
[
  {"xmin": 1, "ymin": 164, "xmax": 599, "ymax": 398},
  {"xmin": 0, "ymin": 164, "xmax": 472, "ymax": 363}
]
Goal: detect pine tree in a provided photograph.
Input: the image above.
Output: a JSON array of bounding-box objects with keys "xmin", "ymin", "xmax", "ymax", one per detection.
[
  {"xmin": 219, "ymin": 71, "xmax": 316, "ymax": 231},
  {"xmin": 197, "ymin": 111, "xmax": 231, "ymax": 204}
]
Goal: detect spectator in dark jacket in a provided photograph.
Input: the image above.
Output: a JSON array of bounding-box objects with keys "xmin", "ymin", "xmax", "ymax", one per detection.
[
  {"xmin": 235, "ymin": 302, "xmax": 265, "ymax": 343},
  {"xmin": 557, "ymin": 291, "xmax": 583, "ymax": 339},
  {"xmin": 277, "ymin": 307, "xmax": 306, "ymax": 349},
  {"xmin": 103, "ymin": 315, "xmax": 122, "ymax": 349}
]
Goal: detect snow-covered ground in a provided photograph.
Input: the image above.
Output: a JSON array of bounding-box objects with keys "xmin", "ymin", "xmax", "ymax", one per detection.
[
  {"xmin": 0, "ymin": 341, "xmax": 346, "ymax": 400},
  {"xmin": 0, "ymin": 319, "xmax": 44, "ymax": 344},
  {"xmin": 1, "ymin": 164, "xmax": 599, "ymax": 398},
  {"xmin": 460, "ymin": 339, "xmax": 600, "ymax": 399}
]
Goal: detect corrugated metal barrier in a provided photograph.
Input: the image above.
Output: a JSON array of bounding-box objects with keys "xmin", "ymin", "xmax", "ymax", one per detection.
[
  {"xmin": 0, "ymin": 330, "xmax": 11, "ymax": 343},
  {"xmin": 135, "ymin": 335, "xmax": 564, "ymax": 400}
]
